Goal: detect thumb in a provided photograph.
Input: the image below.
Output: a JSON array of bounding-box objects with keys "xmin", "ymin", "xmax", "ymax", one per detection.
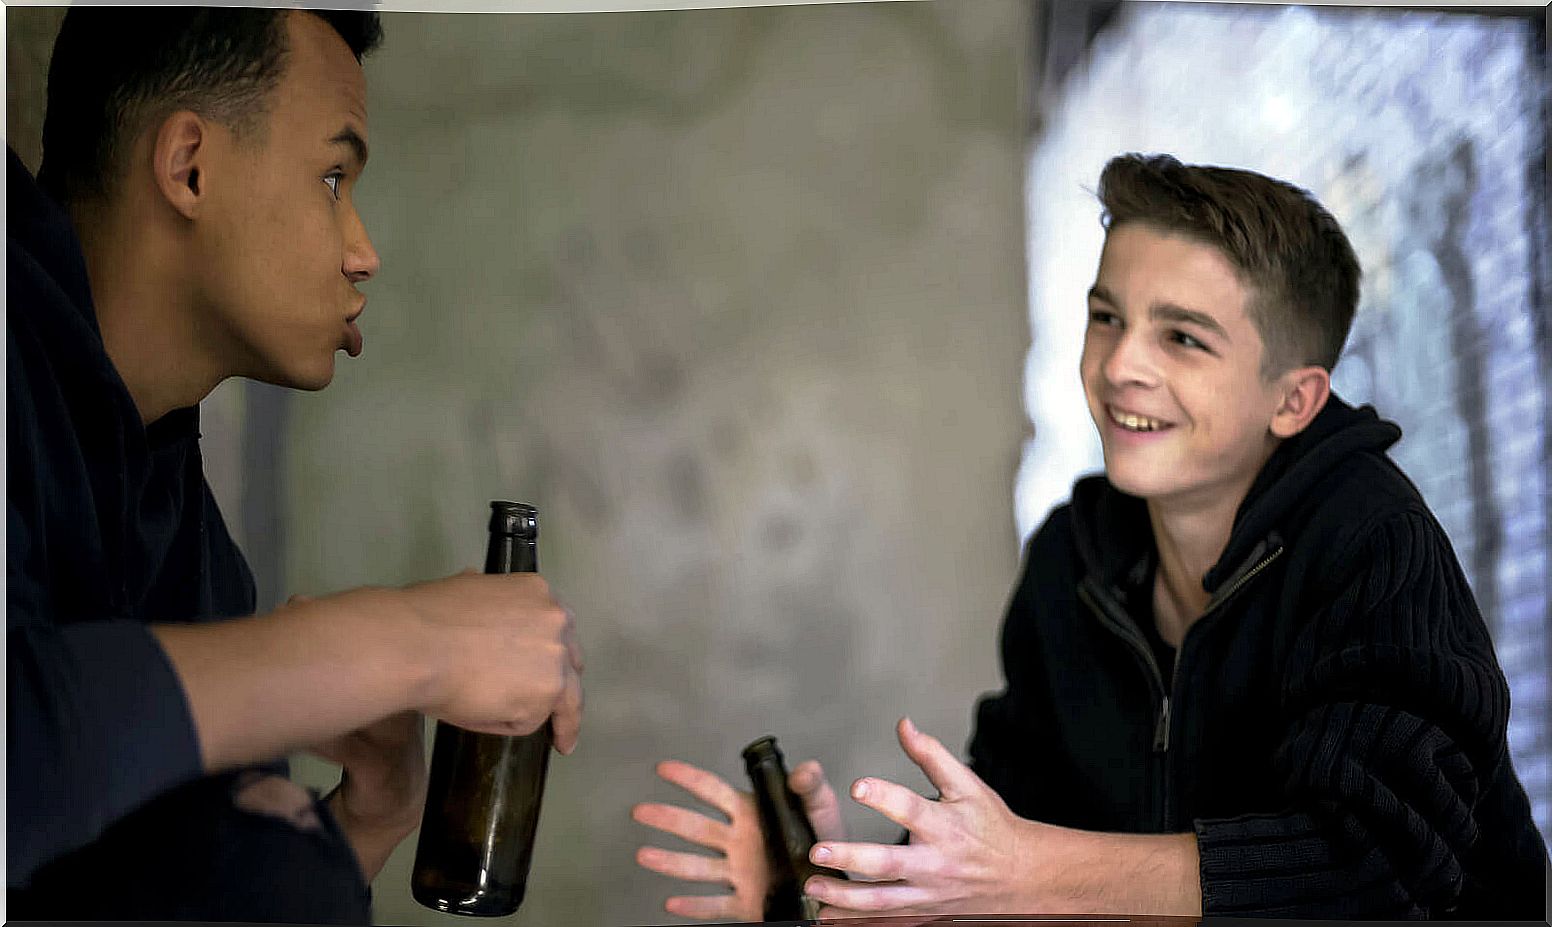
[{"xmin": 791, "ymin": 760, "xmax": 846, "ymax": 842}]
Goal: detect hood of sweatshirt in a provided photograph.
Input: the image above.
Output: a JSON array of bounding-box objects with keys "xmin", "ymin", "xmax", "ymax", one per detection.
[{"xmin": 1068, "ymin": 392, "xmax": 1403, "ymax": 595}]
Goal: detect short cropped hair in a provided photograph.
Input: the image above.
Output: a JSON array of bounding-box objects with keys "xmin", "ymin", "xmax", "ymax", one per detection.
[
  {"xmin": 1096, "ymin": 153, "xmax": 1361, "ymax": 376},
  {"xmin": 38, "ymin": 8, "xmax": 383, "ymax": 206}
]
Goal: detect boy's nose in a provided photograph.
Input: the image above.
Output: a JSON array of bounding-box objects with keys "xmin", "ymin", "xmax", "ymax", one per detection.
[{"xmin": 1102, "ymin": 332, "xmax": 1159, "ymax": 389}]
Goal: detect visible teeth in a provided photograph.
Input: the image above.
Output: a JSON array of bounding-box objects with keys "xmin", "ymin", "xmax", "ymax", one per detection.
[{"xmin": 1112, "ymin": 408, "xmax": 1162, "ymax": 432}]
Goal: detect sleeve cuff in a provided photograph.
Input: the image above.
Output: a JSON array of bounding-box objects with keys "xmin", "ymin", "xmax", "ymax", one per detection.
[{"xmin": 59, "ymin": 619, "xmax": 205, "ymax": 815}]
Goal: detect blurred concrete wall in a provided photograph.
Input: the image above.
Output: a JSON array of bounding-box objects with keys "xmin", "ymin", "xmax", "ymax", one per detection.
[
  {"xmin": 6, "ymin": 6, "xmax": 62, "ymax": 172},
  {"xmin": 8, "ymin": 3, "xmax": 1032, "ymax": 924}
]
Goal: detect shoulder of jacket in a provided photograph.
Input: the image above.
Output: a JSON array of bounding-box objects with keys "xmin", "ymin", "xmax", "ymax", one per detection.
[
  {"xmin": 1293, "ymin": 450, "xmax": 1432, "ymax": 557},
  {"xmin": 1025, "ymin": 500, "xmax": 1076, "ymax": 557}
]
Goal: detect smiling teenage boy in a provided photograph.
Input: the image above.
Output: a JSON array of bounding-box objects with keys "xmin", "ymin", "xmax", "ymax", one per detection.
[{"xmin": 633, "ymin": 154, "xmax": 1547, "ymax": 919}]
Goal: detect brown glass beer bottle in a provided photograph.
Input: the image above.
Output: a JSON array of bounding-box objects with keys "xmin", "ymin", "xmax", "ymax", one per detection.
[
  {"xmin": 410, "ymin": 501, "xmax": 554, "ymax": 917},
  {"xmin": 742, "ymin": 735, "xmax": 847, "ymax": 922}
]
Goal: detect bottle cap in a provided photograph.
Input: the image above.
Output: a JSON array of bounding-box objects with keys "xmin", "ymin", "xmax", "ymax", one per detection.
[
  {"xmin": 741, "ymin": 734, "xmax": 784, "ymax": 767},
  {"xmin": 489, "ymin": 501, "xmax": 539, "ymax": 539}
]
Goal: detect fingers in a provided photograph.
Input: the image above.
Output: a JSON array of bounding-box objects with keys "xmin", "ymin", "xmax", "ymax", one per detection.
[
  {"xmin": 813, "ymin": 907, "xmax": 937, "ymax": 925},
  {"xmin": 810, "ymin": 840, "xmax": 918, "ymax": 882},
  {"xmin": 655, "ymin": 760, "xmax": 746, "ymax": 821},
  {"xmin": 631, "ymin": 801, "xmax": 732, "ymax": 849},
  {"xmin": 517, "ymin": 578, "xmax": 583, "ymax": 751},
  {"xmin": 555, "ymin": 609, "xmax": 583, "ymax": 756},
  {"xmin": 562, "ymin": 607, "xmax": 584, "ymax": 673},
  {"xmin": 457, "ymin": 718, "xmax": 539, "ymax": 738},
  {"xmin": 545, "ymin": 592, "xmax": 582, "ymax": 672},
  {"xmin": 551, "ymin": 659, "xmax": 583, "ymax": 755},
  {"xmin": 663, "ymin": 893, "xmax": 746, "ymax": 921},
  {"xmin": 803, "ymin": 872, "xmax": 934, "ymax": 913},
  {"xmin": 408, "ymin": 570, "xmax": 586, "ymax": 738},
  {"xmin": 896, "ymin": 717, "xmax": 980, "ymax": 803},
  {"xmin": 634, "ymin": 846, "xmax": 730, "ymax": 885},
  {"xmin": 530, "ymin": 583, "xmax": 582, "ymax": 753},
  {"xmin": 847, "ymin": 775, "xmax": 938, "ymax": 839}
]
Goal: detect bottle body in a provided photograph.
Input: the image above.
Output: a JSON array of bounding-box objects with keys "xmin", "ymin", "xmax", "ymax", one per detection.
[
  {"xmin": 410, "ymin": 502, "xmax": 553, "ymax": 917},
  {"xmin": 410, "ymin": 722, "xmax": 552, "ymax": 915},
  {"xmin": 742, "ymin": 736, "xmax": 846, "ymax": 921}
]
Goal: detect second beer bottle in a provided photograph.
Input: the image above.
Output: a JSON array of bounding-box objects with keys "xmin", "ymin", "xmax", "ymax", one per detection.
[
  {"xmin": 410, "ymin": 501, "xmax": 553, "ymax": 917},
  {"xmin": 742, "ymin": 735, "xmax": 847, "ymax": 922}
]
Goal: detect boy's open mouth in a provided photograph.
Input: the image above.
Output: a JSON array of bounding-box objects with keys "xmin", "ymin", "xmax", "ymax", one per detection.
[{"xmin": 1108, "ymin": 405, "xmax": 1173, "ymax": 433}]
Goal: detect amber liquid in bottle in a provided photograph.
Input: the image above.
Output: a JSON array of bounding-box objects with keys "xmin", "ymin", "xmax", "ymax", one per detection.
[
  {"xmin": 410, "ymin": 502, "xmax": 553, "ymax": 917},
  {"xmin": 742, "ymin": 736, "xmax": 846, "ymax": 922}
]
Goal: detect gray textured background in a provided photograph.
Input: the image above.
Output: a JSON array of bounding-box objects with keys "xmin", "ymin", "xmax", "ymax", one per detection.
[
  {"xmin": 22, "ymin": 1, "xmax": 1540, "ymax": 919},
  {"xmin": 8, "ymin": 4, "xmax": 1033, "ymax": 924}
]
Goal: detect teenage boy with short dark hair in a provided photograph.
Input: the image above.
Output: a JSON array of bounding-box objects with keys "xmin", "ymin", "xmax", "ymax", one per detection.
[{"xmin": 9, "ymin": 10, "xmax": 584, "ymax": 921}]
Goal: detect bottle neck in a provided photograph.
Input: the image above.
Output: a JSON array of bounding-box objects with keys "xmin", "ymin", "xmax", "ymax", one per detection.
[{"xmin": 486, "ymin": 534, "xmax": 538, "ymax": 574}]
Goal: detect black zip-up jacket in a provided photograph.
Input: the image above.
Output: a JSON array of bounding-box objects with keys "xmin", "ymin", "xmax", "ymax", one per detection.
[
  {"xmin": 8, "ymin": 146, "xmax": 370, "ymax": 921},
  {"xmin": 968, "ymin": 395, "xmax": 1547, "ymax": 917}
]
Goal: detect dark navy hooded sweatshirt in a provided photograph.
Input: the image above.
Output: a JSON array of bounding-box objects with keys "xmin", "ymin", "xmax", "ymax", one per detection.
[{"xmin": 8, "ymin": 146, "xmax": 369, "ymax": 922}]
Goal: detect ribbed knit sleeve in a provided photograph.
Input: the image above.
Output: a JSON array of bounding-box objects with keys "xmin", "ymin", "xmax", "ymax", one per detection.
[{"xmin": 1192, "ymin": 509, "xmax": 1516, "ymax": 917}]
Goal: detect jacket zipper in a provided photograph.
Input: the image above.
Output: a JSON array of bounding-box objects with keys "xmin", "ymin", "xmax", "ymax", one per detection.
[
  {"xmin": 1079, "ymin": 579, "xmax": 1171, "ymax": 828},
  {"xmin": 1079, "ymin": 541, "xmax": 1285, "ymax": 829},
  {"xmin": 1203, "ymin": 543, "xmax": 1286, "ymax": 614},
  {"xmin": 1077, "ymin": 580, "xmax": 1169, "ymax": 744}
]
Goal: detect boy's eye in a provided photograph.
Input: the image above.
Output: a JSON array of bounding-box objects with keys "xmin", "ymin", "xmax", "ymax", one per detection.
[
  {"xmin": 1170, "ymin": 330, "xmax": 1208, "ymax": 351},
  {"xmin": 1088, "ymin": 309, "xmax": 1120, "ymax": 327},
  {"xmin": 323, "ymin": 173, "xmax": 343, "ymax": 199}
]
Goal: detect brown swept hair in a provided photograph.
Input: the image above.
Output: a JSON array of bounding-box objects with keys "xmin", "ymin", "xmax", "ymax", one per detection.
[{"xmin": 1096, "ymin": 153, "xmax": 1361, "ymax": 377}]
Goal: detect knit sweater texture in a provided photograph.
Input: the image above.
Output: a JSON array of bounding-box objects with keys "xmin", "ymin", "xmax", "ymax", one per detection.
[{"xmin": 968, "ymin": 394, "xmax": 1548, "ymax": 917}]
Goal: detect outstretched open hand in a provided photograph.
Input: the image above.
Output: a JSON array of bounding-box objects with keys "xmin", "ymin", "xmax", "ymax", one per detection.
[
  {"xmin": 802, "ymin": 717, "xmax": 1047, "ymax": 918},
  {"xmin": 632, "ymin": 757, "xmax": 845, "ymax": 921}
]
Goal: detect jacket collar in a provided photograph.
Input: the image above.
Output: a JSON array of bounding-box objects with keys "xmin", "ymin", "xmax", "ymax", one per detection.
[{"xmin": 1070, "ymin": 393, "xmax": 1403, "ymax": 597}]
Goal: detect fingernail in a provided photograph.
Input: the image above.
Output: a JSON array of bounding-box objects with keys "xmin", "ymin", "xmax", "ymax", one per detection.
[
  {"xmin": 812, "ymin": 845, "xmax": 831, "ymax": 862},
  {"xmin": 852, "ymin": 780, "xmax": 869, "ymax": 800}
]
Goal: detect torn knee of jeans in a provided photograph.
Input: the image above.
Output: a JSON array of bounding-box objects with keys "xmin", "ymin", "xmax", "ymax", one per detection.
[{"xmin": 231, "ymin": 771, "xmax": 324, "ymax": 832}]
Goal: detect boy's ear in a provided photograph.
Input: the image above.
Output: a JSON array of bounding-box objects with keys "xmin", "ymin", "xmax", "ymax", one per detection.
[
  {"xmin": 1269, "ymin": 365, "xmax": 1331, "ymax": 439},
  {"xmin": 151, "ymin": 111, "xmax": 212, "ymax": 221}
]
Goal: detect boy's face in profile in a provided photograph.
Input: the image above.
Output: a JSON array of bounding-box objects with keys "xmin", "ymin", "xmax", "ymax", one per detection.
[
  {"xmin": 1081, "ymin": 222, "xmax": 1289, "ymax": 509},
  {"xmin": 195, "ymin": 12, "xmax": 379, "ymax": 391}
]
